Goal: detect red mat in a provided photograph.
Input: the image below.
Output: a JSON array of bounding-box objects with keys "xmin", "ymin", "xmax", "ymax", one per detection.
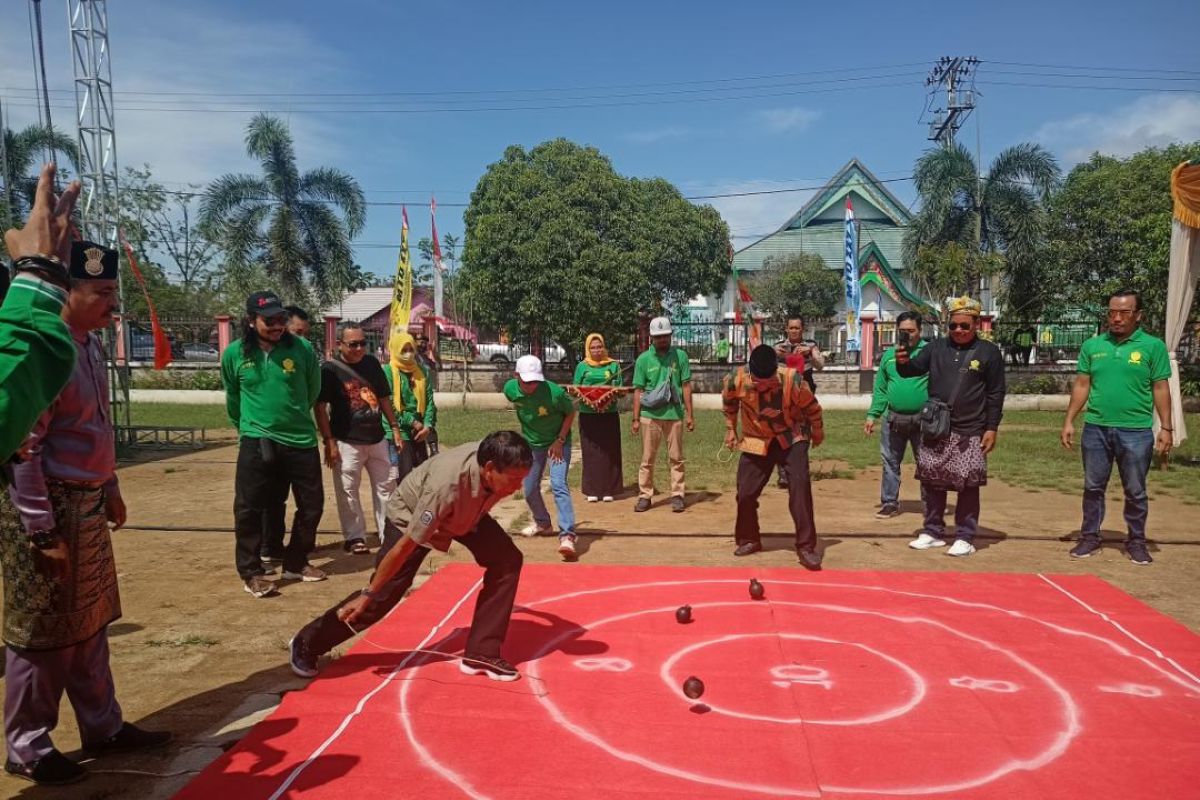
[{"xmin": 175, "ymin": 565, "xmax": 1200, "ymax": 799}]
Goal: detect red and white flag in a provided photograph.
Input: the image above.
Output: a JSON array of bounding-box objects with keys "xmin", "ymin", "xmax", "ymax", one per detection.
[
  {"xmin": 431, "ymin": 197, "xmax": 445, "ymax": 273},
  {"xmin": 118, "ymin": 230, "xmax": 172, "ymax": 371}
]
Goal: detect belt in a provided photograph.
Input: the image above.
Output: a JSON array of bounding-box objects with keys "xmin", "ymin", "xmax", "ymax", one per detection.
[{"xmin": 46, "ymin": 477, "xmax": 107, "ymax": 490}]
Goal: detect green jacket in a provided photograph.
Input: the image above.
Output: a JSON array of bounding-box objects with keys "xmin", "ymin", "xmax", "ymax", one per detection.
[
  {"xmin": 220, "ymin": 335, "xmax": 321, "ymax": 448},
  {"xmin": 868, "ymin": 342, "xmax": 930, "ymax": 418},
  {"xmin": 384, "ymin": 364, "xmax": 437, "ymax": 440},
  {"xmin": 0, "ymin": 276, "xmax": 76, "ymax": 462}
]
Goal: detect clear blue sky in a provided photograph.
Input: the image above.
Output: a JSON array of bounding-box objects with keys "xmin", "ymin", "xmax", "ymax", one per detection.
[{"xmin": 2, "ymin": 0, "xmax": 1198, "ymax": 279}]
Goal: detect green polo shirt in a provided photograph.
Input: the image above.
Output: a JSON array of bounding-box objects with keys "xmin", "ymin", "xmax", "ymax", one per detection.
[
  {"xmin": 1078, "ymin": 328, "xmax": 1171, "ymax": 429},
  {"xmin": 502, "ymin": 378, "xmax": 575, "ymax": 449},
  {"xmin": 867, "ymin": 341, "xmax": 930, "ymax": 418},
  {"xmin": 221, "ymin": 335, "xmax": 321, "ymax": 448},
  {"xmin": 632, "ymin": 347, "xmax": 691, "ymax": 421},
  {"xmin": 572, "ymin": 360, "xmax": 623, "ymax": 415}
]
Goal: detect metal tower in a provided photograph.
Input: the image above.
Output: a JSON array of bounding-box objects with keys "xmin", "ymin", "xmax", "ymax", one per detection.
[
  {"xmin": 923, "ymin": 56, "xmax": 979, "ymax": 146},
  {"xmin": 68, "ymin": 0, "xmax": 130, "ymax": 435}
]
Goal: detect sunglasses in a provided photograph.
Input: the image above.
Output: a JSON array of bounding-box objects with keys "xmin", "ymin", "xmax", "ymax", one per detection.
[
  {"xmin": 342, "ymin": 340, "xmax": 368, "ymax": 349},
  {"xmin": 947, "ymin": 322, "xmax": 973, "ymax": 331},
  {"xmin": 260, "ymin": 314, "xmax": 287, "ymax": 326}
]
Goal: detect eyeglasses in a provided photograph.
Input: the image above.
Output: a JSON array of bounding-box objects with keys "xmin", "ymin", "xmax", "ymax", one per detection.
[
  {"xmin": 1107, "ymin": 309, "xmax": 1136, "ymax": 318},
  {"xmin": 947, "ymin": 322, "xmax": 973, "ymax": 331},
  {"xmin": 342, "ymin": 340, "xmax": 368, "ymax": 349}
]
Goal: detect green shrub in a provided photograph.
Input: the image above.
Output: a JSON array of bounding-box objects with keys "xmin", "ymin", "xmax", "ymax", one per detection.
[
  {"xmin": 1182, "ymin": 366, "xmax": 1200, "ymax": 398},
  {"xmin": 1008, "ymin": 374, "xmax": 1062, "ymax": 395},
  {"xmin": 131, "ymin": 370, "xmax": 223, "ymax": 390}
]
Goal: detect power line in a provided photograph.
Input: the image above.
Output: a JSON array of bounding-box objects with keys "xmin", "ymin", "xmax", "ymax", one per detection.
[{"xmin": 987, "ymin": 60, "xmax": 1200, "ymax": 76}]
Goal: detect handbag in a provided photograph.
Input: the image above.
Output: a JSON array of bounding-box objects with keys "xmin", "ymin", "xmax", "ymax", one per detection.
[
  {"xmin": 920, "ymin": 346, "xmax": 977, "ymax": 442},
  {"xmin": 640, "ymin": 349, "xmax": 682, "ymax": 410},
  {"xmin": 888, "ymin": 411, "xmax": 923, "ymax": 435}
]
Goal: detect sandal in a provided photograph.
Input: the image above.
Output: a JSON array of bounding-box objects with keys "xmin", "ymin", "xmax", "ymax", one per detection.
[{"xmin": 344, "ymin": 539, "xmax": 370, "ymax": 555}]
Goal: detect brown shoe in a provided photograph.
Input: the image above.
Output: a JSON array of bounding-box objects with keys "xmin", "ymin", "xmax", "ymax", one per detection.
[
  {"xmin": 282, "ymin": 565, "xmax": 327, "ymax": 582},
  {"xmin": 243, "ymin": 575, "xmax": 277, "ymax": 598}
]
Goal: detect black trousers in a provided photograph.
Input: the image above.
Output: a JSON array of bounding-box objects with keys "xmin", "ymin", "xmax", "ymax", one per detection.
[
  {"xmin": 234, "ymin": 438, "xmax": 324, "ymax": 578},
  {"xmin": 262, "ymin": 503, "xmax": 287, "ymax": 560},
  {"xmin": 737, "ymin": 440, "xmax": 817, "ymax": 552},
  {"xmin": 294, "ymin": 514, "xmax": 523, "ymax": 659}
]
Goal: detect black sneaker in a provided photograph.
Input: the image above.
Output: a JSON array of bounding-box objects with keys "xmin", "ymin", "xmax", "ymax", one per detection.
[
  {"xmin": 289, "ymin": 636, "xmax": 320, "ymax": 678},
  {"xmin": 82, "ymin": 723, "xmax": 171, "ymax": 756},
  {"xmin": 1126, "ymin": 540, "xmax": 1153, "ymax": 565},
  {"xmin": 671, "ymin": 496, "xmax": 686, "ymax": 513},
  {"xmin": 734, "ymin": 542, "xmax": 762, "ymax": 557},
  {"xmin": 634, "ymin": 497, "xmax": 651, "ymax": 513},
  {"xmin": 1070, "ymin": 538, "xmax": 1102, "ymax": 559},
  {"xmin": 798, "ymin": 549, "xmax": 823, "ymax": 571},
  {"xmin": 874, "ymin": 504, "xmax": 900, "ymax": 519},
  {"xmin": 459, "ymin": 654, "xmax": 520, "ymax": 682},
  {"xmin": 4, "ymin": 750, "xmax": 86, "ymax": 785}
]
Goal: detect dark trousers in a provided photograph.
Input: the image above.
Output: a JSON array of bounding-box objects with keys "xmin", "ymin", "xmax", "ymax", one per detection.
[
  {"xmin": 234, "ymin": 438, "xmax": 324, "ymax": 579},
  {"xmin": 4, "ymin": 629, "xmax": 122, "ymax": 764},
  {"xmin": 262, "ymin": 503, "xmax": 287, "ymax": 560},
  {"xmin": 294, "ymin": 514, "xmax": 523, "ymax": 659},
  {"xmin": 923, "ymin": 485, "xmax": 980, "ymax": 542},
  {"xmin": 736, "ymin": 441, "xmax": 817, "ymax": 553},
  {"xmin": 1080, "ymin": 423, "xmax": 1154, "ymax": 542}
]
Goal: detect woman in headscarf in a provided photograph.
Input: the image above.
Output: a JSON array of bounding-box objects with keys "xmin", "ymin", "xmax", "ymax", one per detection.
[
  {"xmin": 572, "ymin": 333, "xmax": 624, "ymax": 502},
  {"xmin": 385, "ymin": 332, "xmax": 437, "ymax": 475}
]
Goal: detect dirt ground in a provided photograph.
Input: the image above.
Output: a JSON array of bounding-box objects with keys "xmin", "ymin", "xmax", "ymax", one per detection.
[{"xmin": 2, "ymin": 441, "xmax": 1198, "ymax": 799}]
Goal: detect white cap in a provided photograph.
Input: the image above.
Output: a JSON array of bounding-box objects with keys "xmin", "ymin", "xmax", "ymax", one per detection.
[
  {"xmin": 649, "ymin": 316, "xmax": 673, "ymax": 336},
  {"xmin": 515, "ymin": 354, "xmax": 545, "ymax": 382}
]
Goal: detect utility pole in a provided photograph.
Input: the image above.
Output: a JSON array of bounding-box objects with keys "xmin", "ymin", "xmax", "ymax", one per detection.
[{"xmin": 923, "ymin": 56, "xmax": 979, "ymax": 147}]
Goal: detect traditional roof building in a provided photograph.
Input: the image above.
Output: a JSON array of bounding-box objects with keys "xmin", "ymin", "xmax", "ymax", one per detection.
[{"xmin": 707, "ymin": 159, "xmax": 936, "ymax": 360}]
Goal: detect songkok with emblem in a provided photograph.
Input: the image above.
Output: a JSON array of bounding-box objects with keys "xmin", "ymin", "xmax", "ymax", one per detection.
[
  {"xmin": 946, "ymin": 295, "xmax": 983, "ymax": 317},
  {"xmin": 69, "ymin": 240, "xmax": 118, "ymax": 281}
]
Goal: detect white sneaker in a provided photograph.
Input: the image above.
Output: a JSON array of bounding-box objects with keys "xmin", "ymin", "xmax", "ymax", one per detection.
[
  {"xmin": 557, "ymin": 534, "xmax": 578, "ymax": 561},
  {"xmin": 602, "ymin": 496, "xmax": 614, "ymax": 502},
  {"xmin": 946, "ymin": 540, "xmax": 976, "ymax": 557},
  {"xmin": 586, "ymin": 496, "xmax": 600, "ymax": 503},
  {"xmin": 909, "ymin": 533, "xmax": 947, "ymax": 550},
  {"xmin": 520, "ymin": 523, "xmax": 554, "ymax": 537}
]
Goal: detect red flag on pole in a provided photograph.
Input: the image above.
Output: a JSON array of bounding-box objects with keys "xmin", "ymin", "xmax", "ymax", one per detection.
[
  {"xmin": 430, "ymin": 197, "xmax": 444, "ymax": 273},
  {"xmin": 118, "ymin": 231, "xmax": 172, "ymax": 371}
]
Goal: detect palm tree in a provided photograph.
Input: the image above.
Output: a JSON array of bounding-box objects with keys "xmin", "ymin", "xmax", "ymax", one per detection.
[
  {"xmin": 904, "ymin": 142, "xmax": 1060, "ymax": 315},
  {"xmin": 199, "ymin": 113, "xmax": 365, "ymax": 304},
  {"xmin": 1, "ymin": 125, "xmax": 81, "ymax": 242}
]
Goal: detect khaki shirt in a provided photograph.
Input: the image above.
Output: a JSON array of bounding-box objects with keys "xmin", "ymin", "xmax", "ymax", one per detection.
[{"xmin": 385, "ymin": 441, "xmax": 502, "ymax": 552}]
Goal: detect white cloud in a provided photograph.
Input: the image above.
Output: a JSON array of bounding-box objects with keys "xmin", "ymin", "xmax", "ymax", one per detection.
[
  {"xmin": 0, "ymin": 5, "xmax": 351, "ymax": 187},
  {"xmin": 756, "ymin": 107, "xmax": 822, "ymax": 134},
  {"xmin": 624, "ymin": 126, "xmax": 691, "ymax": 144},
  {"xmin": 686, "ymin": 180, "xmax": 815, "ymax": 244},
  {"xmin": 1035, "ymin": 94, "xmax": 1200, "ymax": 164}
]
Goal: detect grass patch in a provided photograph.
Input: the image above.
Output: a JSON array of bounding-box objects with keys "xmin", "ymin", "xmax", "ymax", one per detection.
[
  {"xmin": 145, "ymin": 635, "xmax": 219, "ymax": 648},
  {"xmin": 128, "ymin": 404, "xmax": 1200, "ymax": 502}
]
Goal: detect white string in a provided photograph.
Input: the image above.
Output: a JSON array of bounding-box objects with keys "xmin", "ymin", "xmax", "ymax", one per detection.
[
  {"xmin": 716, "ymin": 444, "xmax": 736, "ymax": 464},
  {"xmin": 343, "ymin": 619, "xmax": 549, "ymax": 696}
]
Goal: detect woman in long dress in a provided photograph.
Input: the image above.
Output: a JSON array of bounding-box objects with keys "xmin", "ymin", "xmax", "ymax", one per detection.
[{"xmin": 572, "ymin": 334, "xmax": 623, "ymax": 502}]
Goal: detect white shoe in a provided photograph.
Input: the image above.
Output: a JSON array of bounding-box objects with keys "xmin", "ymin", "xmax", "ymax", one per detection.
[
  {"xmin": 558, "ymin": 534, "xmax": 578, "ymax": 561},
  {"xmin": 586, "ymin": 496, "xmax": 600, "ymax": 503},
  {"xmin": 602, "ymin": 496, "xmax": 614, "ymax": 502},
  {"xmin": 946, "ymin": 540, "xmax": 976, "ymax": 557},
  {"xmin": 909, "ymin": 533, "xmax": 947, "ymax": 550},
  {"xmin": 520, "ymin": 523, "xmax": 554, "ymax": 537}
]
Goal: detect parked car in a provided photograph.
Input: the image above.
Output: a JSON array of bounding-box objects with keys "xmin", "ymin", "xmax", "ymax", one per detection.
[
  {"xmin": 476, "ymin": 341, "xmax": 569, "ymax": 365},
  {"xmin": 180, "ymin": 343, "xmax": 220, "ymax": 362}
]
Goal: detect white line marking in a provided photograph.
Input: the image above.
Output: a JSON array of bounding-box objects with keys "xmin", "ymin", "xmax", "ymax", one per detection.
[
  {"xmin": 1098, "ymin": 683, "xmax": 1163, "ymax": 697},
  {"xmin": 1037, "ymin": 574, "xmax": 1200, "ymax": 687},
  {"xmin": 949, "ymin": 677, "xmax": 1020, "ymax": 693},
  {"xmin": 267, "ymin": 577, "xmax": 483, "ymax": 800}
]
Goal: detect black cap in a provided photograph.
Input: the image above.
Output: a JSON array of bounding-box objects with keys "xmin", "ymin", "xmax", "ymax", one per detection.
[
  {"xmin": 749, "ymin": 344, "xmax": 778, "ymax": 379},
  {"xmin": 69, "ymin": 241, "xmax": 118, "ymax": 281},
  {"xmin": 246, "ymin": 290, "xmax": 285, "ymax": 317}
]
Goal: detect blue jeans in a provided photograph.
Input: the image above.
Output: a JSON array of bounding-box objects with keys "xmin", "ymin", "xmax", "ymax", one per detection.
[
  {"xmin": 1081, "ymin": 424, "xmax": 1154, "ymax": 542},
  {"xmin": 524, "ymin": 438, "xmax": 576, "ymax": 535},
  {"xmin": 880, "ymin": 414, "xmax": 923, "ymax": 506}
]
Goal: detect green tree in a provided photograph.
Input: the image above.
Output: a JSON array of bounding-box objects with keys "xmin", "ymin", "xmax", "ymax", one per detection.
[
  {"xmin": 1, "ymin": 125, "xmax": 81, "ymax": 256},
  {"xmin": 441, "ymin": 233, "xmax": 461, "ymax": 269},
  {"xmin": 910, "ymin": 243, "xmax": 1005, "ymax": 312},
  {"xmin": 904, "ymin": 142, "xmax": 1059, "ymax": 314},
  {"xmin": 412, "ymin": 237, "xmax": 437, "ymax": 287},
  {"xmin": 1040, "ymin": 142, "xmax": 1200, "ymax": 326},
  {"xmin": 750, "ymin": 252, "xmax": 842, "ymax": 321},
  {"xmin": 458, "ymin": 138, "xmax": 729, "ymax": 355},
  {"xmin": 199, "ymin": 113, "xmax": 366, "ymax": 305}
]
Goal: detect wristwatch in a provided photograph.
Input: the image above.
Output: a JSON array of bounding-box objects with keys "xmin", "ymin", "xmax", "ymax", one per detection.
[
  {"xmin": 13, "ymin": 254, "xmax": 70, "ymax": 291},
  {"xmin": 361, "ymin": 585, "xmax": 379, "ymax": 600},
  {"xmin": 29, "ymin": 529, "xmax": 59, "ymax": 550}
]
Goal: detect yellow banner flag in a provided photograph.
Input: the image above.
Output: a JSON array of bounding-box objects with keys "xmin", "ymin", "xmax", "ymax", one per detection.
[{"xmin": 390, "ymin": 206, "xmax": 413, "ymax": 335}]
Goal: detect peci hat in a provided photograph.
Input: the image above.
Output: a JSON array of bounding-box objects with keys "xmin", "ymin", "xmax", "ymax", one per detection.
[
  {"xmin": 515, "ymin": 354, "xmax": 545, "ymax": 382},
  {"xmin": 649, "ymin": 316, "xmax": 673, "ymax": 336},
  {"xmin": 69, "ymin": 241, "xmax": 118, "ymax": 281},
  {"xmin": 246, "ymin": 290, "xmax": 286, "ymax": 318}
]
